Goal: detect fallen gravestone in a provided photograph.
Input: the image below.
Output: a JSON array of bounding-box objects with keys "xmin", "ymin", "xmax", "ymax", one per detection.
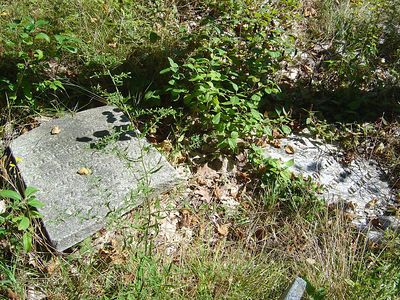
[
  {"xmin": 9, "ymin": 106, "xmax": 180, "ymax": 251},
  {"xmin": 263, "ymin": 134, "xmax": 395, "ymax": 229}
]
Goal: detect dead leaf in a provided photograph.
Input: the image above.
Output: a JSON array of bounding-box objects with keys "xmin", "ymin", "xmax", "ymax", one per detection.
[
  {"xmin": 270, "ymin": 139, "xmax": 281, "ymax": 148},
  {"xmin": 366, "ymin": 198, "xmax": 378, "ymax": 209},
  {"xmin": 345, "ymin": 201, "xmax": 357, "ymax": 211},
  {"xmin": 6, "ymin": 288, "xmax": 19, "ymax": 300},
  {"xmin": 194, "ymin": 186, "xmax": 212, "ymax": 203},
  {"xmin": 108, "ymin": 42, "xmax": 117, "ymax": 48},
  {"xmin": 51, "ymin": 126, "xmax": 61, "ymax": 135},
  {"xmin": 272, "ymin": 129, "xmax": 282, "ymax": 139},
  {"xmin": 375, "ymin": 142, "xmax": 385, "ymax": 154},
  {"xmin": 216, "ymin": 223, "xmax": 230, "ymax": 236},
  {"xmin": 304, "ymin": 7, "xmax": 316, "ymax": 17},
  {"xmin": 179, "ymin": 208, "xmax": 199, "ymax": 228},
  {"xmin": 370, "ymin": 217, "xmax": 382, "ymax": 228},
  {"xmin": 196, "ymin": 163, "xmax": 219, "ymax": 178},
  {"xmin": 159, "ymin": 139, "xmax": 173, "ymax": 153},
  {"xmin": 214, "ymin": 185, "xmax": 223, "ymax": 200},
  {"xmin": 254, "ymin": 228, "xmax": 266, "ymax": 241},
  {"xmin": 236, "ymin": 172, "xmax": 249, "ymax": 184},
  {"xmin": 77, "ymin": 167, "xmax": 91, "ymax": 175},
  {"xmin": 284, "ymin": 144, "xmax": 295, "ymax": 154},
  {"xmin": 46, "ymin": 258, "xmax": 60, "ymax": 275}
]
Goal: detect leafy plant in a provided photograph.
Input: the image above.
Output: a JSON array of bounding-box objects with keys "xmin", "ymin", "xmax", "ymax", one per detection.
[
  {"xmin": 0, "ymin": 186, "xmax": 44, "ymax": 253},
  {"xmin": 0, "ymin": 16, "xmax": 80, "ymax": 110},
  {"xmin": 158, "ymin": 0, "xmax": 298, "ymax": 150},
  {"xmin": 249, "ymin": 145, "xmax": 324, "ymax": 218}
]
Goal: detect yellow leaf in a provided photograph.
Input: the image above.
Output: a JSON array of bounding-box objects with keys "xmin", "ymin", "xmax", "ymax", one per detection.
[
  {"xmin": 51, "ymin": 126, "xmax": 61, "ymax": 135},
  {"xmin": 216, "ymin": 223, "xmax": 230, "ymax": 236},
  {"xmin": 77, "ymin": 167, "xmax": 91, "ymax": 175},
  {"xmin": 284, "ymin": 144, "xmax": 295, "ymax": 154}
]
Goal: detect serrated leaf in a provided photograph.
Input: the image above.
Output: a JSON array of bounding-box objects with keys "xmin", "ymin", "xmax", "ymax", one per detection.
[
  {"xmin": 27, "ymin": 198, "xmax": 44, "ymax": 209},
  {"xmin": 23, "ymin": 232, "xmax": 32, "ymax": 252},
  {"xmin": 0, "ymin": 190, "xmax": 21, "ymax": 201},
  {"xmin": 18, "ymin": 216, "xmax": 30, "ymax": 231}
]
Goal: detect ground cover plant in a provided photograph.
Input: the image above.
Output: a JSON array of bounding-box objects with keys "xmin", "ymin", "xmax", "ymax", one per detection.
[{"xmin": 0, "ymin": 0, "xmax": 399, "ymax": 299}]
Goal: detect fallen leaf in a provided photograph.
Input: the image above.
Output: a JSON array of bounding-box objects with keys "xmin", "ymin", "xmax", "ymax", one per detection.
[
  {"xmin": 51, "ymin": 126, "xmax": 61, "ymax": 135},
  {"xmin": 370, "ymin": 217, "xmax": 381, "ymax": 228},
  {"xmin": 6, "ymin": 288, "xmax": 19, "ymax": 300},
  {"xmin": 346, "ymin": 201, "xmax": 357, "ymax": 211},
  {"xmin": 284, "ymin": 144, "xmax": 295, "ymax": 154},
  {"xmin": 194, "ymin": 186, "xmax": 212, "ymax": 203},
  {"xmin": 304, "ymin": 7, "xmax": 316, "ymax": 17},
  {"xmin": 77, "ymin": 167, "xmax": 91, "ymax": 175},
  {"xmin": 46, "ymin": 258, "xmax": 60, "ymax": 275},
  {"xmin": 272, "ymin": 129, "xmax": 282, "ymax": 139},
  {"xmin": 159, "ymin": 139, "xmax": 173, "ymax": 153},
  {"xmin": 108, "ymin": 42, "xmax": 117, "ymax": 48},
  {"xmin": 375, "ymin": 142, "xmax": 385, "ymax": 154},
  {"xmin": 216, "ymin": 223, "xmax": 230, "ymax": 236},
  {"xmin": 214, "ymin": 185, "xmax": 223, "ymax": 200},
  {"xmin": 270, "ymin": 139, "xmax": 281, "ymax": 148},
  {"xmin": 366, "ymin": 198, "xmax": 378, "ymax": 209}
]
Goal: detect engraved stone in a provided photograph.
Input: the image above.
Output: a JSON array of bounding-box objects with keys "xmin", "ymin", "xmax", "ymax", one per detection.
[
  {"xmin": 9, "ymin": 106, "xmax": 181, "ymax": 251},
  {"xmin": 263, "ymin": 134, "xmax": 395, "ymax": 228}
]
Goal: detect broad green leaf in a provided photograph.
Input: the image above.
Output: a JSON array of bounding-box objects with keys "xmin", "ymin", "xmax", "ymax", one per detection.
[
  {"xmin": 25, "ymin": 186, "xmax": 38, "ymax": 198},
  {"xmin": 27, "ymin": 198, "xmax": 44, "ymax": 209},
  {"xmin": 34, "ymin": 49, "xmax": 44, "ymax": 60},
  {"xmin": 267, "ymin": 50, "xmax": 281, "ymax": 58},
  {"xmin": 35, "ymin": 32, "xmax": 50, "ymax": 43},
  {"xmin": 284, "ymin": 159, "xmax": 295, "ymax": 168},
  {"xmin": 160, "ymin": 67, "xmax": 171, "ymax": 75},
  {"xmin": 0, "ymin": 190, "xmax": 21, "ymax": 201},
  {"xmin": 212, "ymin": 112, "xmax": 221, "ymax": 125},
  {"xmin": 35, "ymin": 19, "xmax": 49, "ymax": 28},
  {"xmin": 281, "ymin": 125, "xmax": 291, "ymax": 135},
  {"xmin": 23, "ymin": 232, "xmax": 32, "ymax": 252},
  {"xmin": 227, "ymin": 131, "xmax": 239, "ymax": 150},
  {"xmin": 18, "ymin": 216, "xmax": 30, "ymax": 231},
  {"xmin": 231, "ymin": 82, "xmax": 239, "ymax": 92},
  {"xmin": 168, "ymin": 57, "xmax": 179, "ymax": 72}
]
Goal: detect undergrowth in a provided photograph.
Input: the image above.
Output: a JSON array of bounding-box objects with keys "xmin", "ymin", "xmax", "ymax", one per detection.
[{"xmin": 0, "ymin": 0, "xmax": 399, "ymax": 299}]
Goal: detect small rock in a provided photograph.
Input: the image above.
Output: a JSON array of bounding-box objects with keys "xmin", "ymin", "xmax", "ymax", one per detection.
[{"xmin": 282, "ymin": 277, "xmax": 307, "ymax": 300}]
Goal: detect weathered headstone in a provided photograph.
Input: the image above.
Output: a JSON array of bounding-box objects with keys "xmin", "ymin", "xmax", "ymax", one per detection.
[
  {"xmin": 9, "ymin": 106, "xmax": 180, "ymax": 251},
  {"xmin": 263, "ymin": 134, "xmax": 395, "ymax": 227}
]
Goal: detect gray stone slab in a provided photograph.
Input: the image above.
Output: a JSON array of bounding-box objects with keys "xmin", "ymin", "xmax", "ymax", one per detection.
[
  {"xmin": 9, "ymin": 106, "xmax": 180, "ymax": 251},
  {"xmin": 263, "ymin": 134, "xmax": 395, "ymax": 227},
  {"xmin": 281, "ymin": 277, "xmax": 307, "ymax": 300}
]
